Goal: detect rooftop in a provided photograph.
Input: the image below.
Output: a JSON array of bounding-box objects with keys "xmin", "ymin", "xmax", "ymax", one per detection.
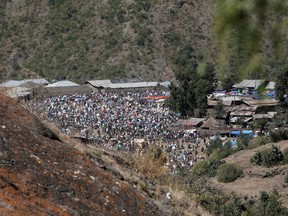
[
  {"xmin": 46, "ymin": 80, "xmax": 80, "ymax": 87},
  {"xmin": 265, "ymin": 81, "xmax": 276, "ymax": 90},
  {"xmin": 0, "ymin": 78, "xmax": 49, "ymax": 87},
  {"xmin": 233, "ymin": 79, "xmax": 266, "ymax": 89}
]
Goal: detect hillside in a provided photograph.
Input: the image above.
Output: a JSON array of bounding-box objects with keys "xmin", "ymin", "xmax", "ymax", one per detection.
[
  {"xmin": 0, "ymin": 93, "xmax": 164, "ymax": 215},
  {"xmin": 212, "ymin": 141, "xmax": 288, "ymax": 207},
  {"xmin": 0, "ymin": 0, "xmax": 214, "ymax": 82},
  {"xmin": 1, "ymin": 1, "xmax": 288, "ymax": 83}
]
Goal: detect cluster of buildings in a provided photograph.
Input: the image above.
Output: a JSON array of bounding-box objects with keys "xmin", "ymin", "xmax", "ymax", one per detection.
[
  {"xmin": 172, "ymin": 79, "xmax": 278, "ymax": 136},
  {"xmin": 0, "ymin": 78, "xmax": 169, "ymax": 100},
  {"xmin": 0, "ymin": 77, "xmax": 279, "ymax": 136}
]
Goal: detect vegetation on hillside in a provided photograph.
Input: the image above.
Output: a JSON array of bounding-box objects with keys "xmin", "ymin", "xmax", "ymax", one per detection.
[{"xmin": 0, "ymin": 0, "xmax": 214, "ymax": 82}]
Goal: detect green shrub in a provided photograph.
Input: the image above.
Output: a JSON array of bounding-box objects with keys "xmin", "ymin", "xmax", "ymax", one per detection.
[
  {"xmin": 216, "ymin": 163, "xmax": 243, "ymax": 183},
  {"xmin": 283, "ymin": 148, "xmax": 288, "ymax": 164},
  {"xmin": 209, "ymin": 145, "xmax": 235, "ymax": 160},
  {"xmin": 250, "ymin": 151, "xmax": 263, "ymax": 165},
  {"xmin": 284, "ymin": 172, "xmax": 288, "ymax": 184},
  {"xmin": 261, "ymin": 145, "xmax": 283, "ymax": 167},
  {"xmin": 250, "ymin": 145, "xmax": 284, "ymax": 167},
  {"xmin": 237, "ymin": 134, "xmax": 251, "ymax": 150},
  {"xmin": 248, "ymin": 135, "xmax": 272, "ymax": 149},
  {"xmin": 270, "ymin": 129, "xmax": 288, "ymax": 142},
  {"xmin": 192, "ymin": 159, "xmax": 224, "ymax": 177},
  {"xmin": 206, "ymin": 136, "xmax": 223, "ymax": 156}
]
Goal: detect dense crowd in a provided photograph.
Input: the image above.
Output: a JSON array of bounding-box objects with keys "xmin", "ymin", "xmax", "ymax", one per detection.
[{"xmin": 26, "ymin": 90, "xmax": 207, "ymax": 173}]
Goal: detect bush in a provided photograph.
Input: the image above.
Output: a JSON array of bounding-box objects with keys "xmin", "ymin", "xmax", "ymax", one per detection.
[
  {"xmin": 284, "ymin": 172, "xmax": 288, "ymax": 184},
  {"xmin": 206, "ymin": 136, "xmax": 223, "ymax": 156},
  {"xmin": 261, "ymin": 145, "xmax": 283, "ymax": 167},
  {"xmin": 248, "ymin": 135, "xmax": 272, "ymax": 149},
  {"xmin": 270, "ymin": 129, "xmax": 288, "ymax": 142},
  {"xmin": 209, "ymin": 146, "xmax": 235, "ymax": 160},
  {"xmin": 216, "ymin": 163, "xmax": 243, "ymax": 183},
  {"xmin": 237, "ymin": 134, "xmax": 251, "ymax": 150},
  {"xmin": 192, "ymin": 159, "xmax": 224, "ymax": 177},
  {"xmin": 250, "ymin": 145, "xmax": 284, "ymax": 167},
  {"xmin": 250, "ymin": 151, "xmax": 263, "ymax": 165},
  {"xmin": 283, "ymin": 148, "xmax": 288, "ymax": 164}
]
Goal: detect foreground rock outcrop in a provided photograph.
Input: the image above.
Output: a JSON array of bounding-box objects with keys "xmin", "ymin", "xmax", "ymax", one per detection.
[{"xmin": 0, "ymin": 94, "xmax": 163, "ymax": 215}]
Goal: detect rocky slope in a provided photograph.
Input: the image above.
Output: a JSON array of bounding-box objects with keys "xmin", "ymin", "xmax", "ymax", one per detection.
[{"xmin": 0, "ymin": 93, "xmax": 164, "ymax": 215}]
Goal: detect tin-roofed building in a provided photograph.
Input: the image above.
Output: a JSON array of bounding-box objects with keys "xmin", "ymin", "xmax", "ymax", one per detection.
[
  {"xmin": 0, "ymin": 78, "xmax": 49, "ymax": 88},
  {"xmin": 85, "ymin": 80, "xmax": 112, "ymax": 88},
  {"xmin": 46, "ymin": 80, "xmax": 80, "ymax": 87},
  {"xmin": 86, "ymin": 79, "xmax": 161, "ymax": 91},
  {"xmin": 265, "ymin": 81, "xmax": 276, "ymax": 90},
  {"xmin": 233, "ymin": 79, "xmax": 267, "ymax": 93}
]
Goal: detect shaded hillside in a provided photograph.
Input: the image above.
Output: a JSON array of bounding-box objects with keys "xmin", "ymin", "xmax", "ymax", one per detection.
[
  {"xmin": 0, "ymin": 0, "xmax": 214, "ymax": 82},
  {"xmin": 0, "ymin": 93, "xmax": 163, "ymax": 215}
]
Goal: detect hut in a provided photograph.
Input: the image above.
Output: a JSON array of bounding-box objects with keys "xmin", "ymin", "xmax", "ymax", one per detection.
[{"xmin": 201, "ymin": 116, "xmax": 222, "ymax": 130}]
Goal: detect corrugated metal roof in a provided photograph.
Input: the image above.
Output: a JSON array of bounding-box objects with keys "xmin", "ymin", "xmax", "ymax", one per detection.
[
  {"xmin": 253, "ymin": 114, "xmax": 270, "ymax": 119},
  {"xmin": 230, "ymin": 111, "xmax": 255, "ymax": 116},
  {"xmin": 86, "ymin": 80, "xmax": 112, "ymax": 87},
  {"xmin": 46, "ymin": 80, "xmax": 80, "ymax": 87},
  {"xmin": 0, "ymin": 80, "xmax": 23, "ymax": 87},
  {"xmin": 233, "ymin": 79, "xmax": 265, "ymax": 89},
  {"xmin": 24, "ymin": 78, "xmax": 49, "ymax": 85},
  {"xmin": 0, "ymin": 78, "xmax": 48, "ymax": 87},
  {"xmin": 159, "ymin": 81, "xmax": 170, "ymax": 88},
  {"xmin": 106, "ymin": 82, "xmax": 159, "ymax": 89},
  {"xmin": 86, "ymin": 80, "xmax": 159, "ymax": 89},
  {"xmin": 221, "ymin": 96, "xmax": 241, "ymax": 102},
  {"xmin": 265, "ymin": 81, "xmax": 276, "ymax": 90},
  {"xmin": 230, "ymin": 117, "xmax": 252, "ymax": 123},
  {"xmin": 242, "ymin": 98, "xmax": 278, "ymax": 106}
]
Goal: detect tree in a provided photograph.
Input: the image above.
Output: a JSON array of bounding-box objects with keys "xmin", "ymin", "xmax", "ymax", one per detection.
[
  {"xmin": 254, "ymin": 118, "xmax": 269, "ymax": 134},
  {"xmin": 215, "ymin": 100, "xmax": 224, "ymax": 119},
  {"xmin": 254, "ymin": 190, "xmax": 288, "ymax": 216},
  {"xmin": 168, "ymin": 44, "xmax": 216, "ymax": 117},
  {"xmin": 275, "ymin": 64, "xmax": 288, "ymax": 109}
]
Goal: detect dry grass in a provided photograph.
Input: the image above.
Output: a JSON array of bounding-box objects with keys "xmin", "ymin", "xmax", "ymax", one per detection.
[
  {"xmin": 212, "ymin": 140, "xmax": 288, "ymax": 207},
  {"xmin": 136, "ymin": 147, "xmax": 167, "ymax": 178}
]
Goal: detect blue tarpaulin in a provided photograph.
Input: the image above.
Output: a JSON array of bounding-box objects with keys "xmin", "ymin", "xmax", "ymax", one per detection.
[
  {"xmin": 230, "ymin": 140, "xmax": 237, "ymax": 146},
  {"xmin": 242, "ymin": 130, "xmax": 254, "ymax": 135},
  {"xmin": 230, "ymin": 130, "xmax": 240, "ymax": 135}
]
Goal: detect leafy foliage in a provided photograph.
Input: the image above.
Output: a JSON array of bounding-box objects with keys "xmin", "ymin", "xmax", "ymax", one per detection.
[
  {"xmin": 270, "ymin": 129, "xmax": 288, "ymax": 142},
  {"xmin": 251, "ymin": 190, "xmax": 288, "ymax": 216},
  {"xmin": 206, "ymin": 136, "xmax": 236, "ymax": 160},
  {"xmin": 168, "ymin": 44, "xmax": 216, "ymax": 117},
  {"xmin": 237, "ymin": 134, "xmax": 252, "ymax": 150},
  {"xmin": 250, "ymin": 151, "xmax": 263, "ymax": 166},
  {"xmin": 275, "ymin": 64, "xmax": 288, "ymax": 109},
  {"xmin": 248, "ymin": 135, "xmax": 272, "ymax": 149},
  {"xmin": 216, "ymin": 163, "xmax": 243, "ymax": 183},
  {"xmin": 215, "ymin": 100, "xmax": 224, "ymax": 119},
  {"xmin": 192, "ymin": 159, "xmax": 224, "ymax": 178},
  {"xmin": 250, "ymin": 145, "xmax": 284, "ymax": 167}
]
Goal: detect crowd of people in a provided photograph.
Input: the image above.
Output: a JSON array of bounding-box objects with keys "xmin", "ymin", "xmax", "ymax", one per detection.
[{"xmin": 26, "ymin": 89, "xmax": 208, "ymax": 173}]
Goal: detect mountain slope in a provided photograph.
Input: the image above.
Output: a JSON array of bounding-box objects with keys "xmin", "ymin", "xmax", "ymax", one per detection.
[
  {"xmin": 0, "ymin": 0, "xmax": 214, "ymax": 82},
  {"xmin": 0, "ymin": 93, "xmax": 163, "ymax": 215}
]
